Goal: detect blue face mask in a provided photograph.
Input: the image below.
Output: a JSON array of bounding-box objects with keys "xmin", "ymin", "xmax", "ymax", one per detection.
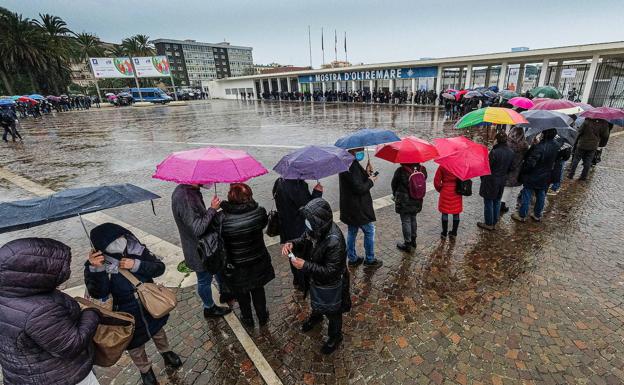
[
  {"xmin": 355, "ymin": 151, "xmax": 365, "ymax": 162},
  {"xmin": 304, "ymin": 219, "xmax": 313, "ymax": 230}
]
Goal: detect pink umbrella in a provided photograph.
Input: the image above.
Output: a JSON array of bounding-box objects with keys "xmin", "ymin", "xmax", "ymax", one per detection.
[
  {"xmin": 531, "ymin": 99, "xmax": 582, "ymax": 115},
  {"xmin": 531, "ymin": 98, "xmax": 550, "ymax": 104},
  {"xmin": 152, "ymin": 147, "xmax": 268, "ymax": 185},
  {"xmin": 579, "ymin": 107, "xmax": 624, "ymax": 121},
  {"xmin": 433, "ymin": 136, "xmax": 491, "ymax": 181},
  {"xmin": 573, "ymin": 101, "xmax": 594, "ymax": 111},
  {"xmin": 508, "ymin": 97, "xmax": 534, "ymax": 110}
]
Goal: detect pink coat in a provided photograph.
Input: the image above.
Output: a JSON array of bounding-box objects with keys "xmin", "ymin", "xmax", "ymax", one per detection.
[{"xmin": 434, "ymin": 167, "xmax": 463, "ymax": 214}]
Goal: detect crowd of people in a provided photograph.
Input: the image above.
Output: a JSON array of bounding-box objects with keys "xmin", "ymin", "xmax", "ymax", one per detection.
[{"xmin": 260, "ymin": 89, "xmax": 438, "ymax": 104}]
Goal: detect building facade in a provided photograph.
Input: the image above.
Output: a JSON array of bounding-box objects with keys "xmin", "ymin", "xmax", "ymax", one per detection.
[
  {"xmin": 152, "ymin": 39, "xmax": 253, "ymax": 88},
  {"xmin": 207, "ymin": 41, "xmax": 624, "ymax": 107}
]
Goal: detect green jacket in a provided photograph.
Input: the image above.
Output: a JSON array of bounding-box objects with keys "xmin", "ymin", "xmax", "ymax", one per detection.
[{"xmin": 576, "ymin": 119, "xmax": 610, "ymax": 151}]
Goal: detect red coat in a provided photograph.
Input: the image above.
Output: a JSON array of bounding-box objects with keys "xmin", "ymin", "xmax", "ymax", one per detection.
[{"xmin": 434, "ymin": 167, "xmax": 463, "ymax": 214}]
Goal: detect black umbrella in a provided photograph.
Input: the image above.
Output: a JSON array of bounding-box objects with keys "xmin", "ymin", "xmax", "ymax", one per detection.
[
  {"xmin": 0, "ymin": 184, "xmax": 160, "ymax": 241},
  {"xmin": 519, "ymin": 110, "xmax": 577, "ymax": 144}
]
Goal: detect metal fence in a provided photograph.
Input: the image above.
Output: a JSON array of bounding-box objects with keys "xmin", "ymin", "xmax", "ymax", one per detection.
[{"xmin": 588, "ymin": 58, "xmax": 624, "ymax": 108}]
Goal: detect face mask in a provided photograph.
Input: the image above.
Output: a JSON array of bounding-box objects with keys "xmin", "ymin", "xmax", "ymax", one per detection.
[
  {"xmin": 304, "ymin": 219, "xmax": 313, "ymax": 231},
  {"xmin": 355, "ymin": 151, "xmax": 365, "ymax": 162},
  {"xmin": 105, "ymin": 236, "xmax": 127, "ymax": 255}
]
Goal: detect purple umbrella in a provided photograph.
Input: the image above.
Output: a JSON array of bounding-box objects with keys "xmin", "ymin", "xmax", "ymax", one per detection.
[{"xmin": 273, "ymin": 145, "xmax": 354, "ymax": 180}]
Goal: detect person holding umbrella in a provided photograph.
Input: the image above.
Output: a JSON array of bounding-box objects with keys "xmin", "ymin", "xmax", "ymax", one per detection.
[
  {"xmin": 477, "ymin": 132, "xmax": 515, "ymax": 231},
  {"xmin": 567, "ymin": 118, "xmax": 610, "ymax": 181}
]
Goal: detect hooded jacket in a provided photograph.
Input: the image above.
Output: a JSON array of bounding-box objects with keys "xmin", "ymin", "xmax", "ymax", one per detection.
[
  {"xmin": 479, "ymin": 143, "xmax": 515, "ymax": 200},
  {"xmin": 272, "ymin": 178, "xmax": 322, "ymax": 244},
  {"xmin": 0, "ymin": 238, "xmax": 100, "ymax": 385},
  {"xmin": 339, "ymin": 161, "xmax": 376, "ymax": 226},
  {"xmin": 520, "ymin": 137, "xmax": 561, "ymax": 190}
]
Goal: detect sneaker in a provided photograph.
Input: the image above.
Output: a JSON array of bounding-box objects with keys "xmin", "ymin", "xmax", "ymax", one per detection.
[
  {"xmin": 161, "ymin": 351, "xmax": 182, "ymax": 369},
  {"xmin": 511, "ymin": 213, "xmax": 526, "ymax": 223},
  {"xmin": 363, "ymin": 259, "xmax": 383, "ymax": 268},
  {"xmin": 547, "ymin": 189, "xmax": 559, "ymax": 196},
  {"xmin": 348, "ymin": 257, "xmax": 364, "ymax": 266},
  {"xmin": 203, "ymin": 305, "xmax": 232, "ymax": 318},
  {"xmin": 321, "ymin": 334, "xmax": 343, "ymax": 355},
  {"xmin": 396, "ymin": 242, "xmax": 412, "ymax": 252},
  {"xmin": 477, "ymin": 222, "xmax": 495, "ymax": 231},
  {"xmin": 530, "ymin": 214, "xmax": 542, "ymax": 222}
]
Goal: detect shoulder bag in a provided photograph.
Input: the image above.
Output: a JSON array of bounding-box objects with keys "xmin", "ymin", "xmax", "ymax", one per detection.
[
  {"xmin": 74, "ymin": 297, "xmax": 135, "ymax": 367},
  {"xmin": 266, "ymin": 179, "xmax": 281, "ymax": 237},
  {"xmin": 197, "ymin": 218, "xmax": 226, "ymax": 274},
  {"xmin": 119, "ymin": 269, "xmax": 177, "ymax": 319}
]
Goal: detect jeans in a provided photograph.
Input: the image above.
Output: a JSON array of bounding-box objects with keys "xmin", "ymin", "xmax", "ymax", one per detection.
[
  {"xmin": 483, "ymin": 198, "xmax": 502, "ymax": 226},
  {"xmin": 399, "ymin": 213, "xmax": 417, "ymax": 243},
  {"xmin": 519, "ymin": 187, "xmax": 546, "ymax": 218},
  {"xmin": 309, "ymin": 312, "xmax": 343, "ymax": 338},
  {"xmin": 569, "ymin": 149, "xmax": 595, "ymax": 180},
  {"xmin": 347, "ymin": 223, "xmax": 375, "ymax": 262},
  {"xmin": 550, "ymin": 161, "xmax": 566, "ymax": 191},
  {"xmin": 196, "ymin": 271, "xmax": 220, "ymax": 309},
  {"xmin": 236, "ymin": 286, "xmax": 268, "ymax": 320}
]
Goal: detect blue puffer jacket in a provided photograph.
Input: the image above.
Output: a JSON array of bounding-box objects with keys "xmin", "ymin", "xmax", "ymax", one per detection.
[{"xmin": 0, "ymin": 238, "xmax": 100, "ymax": 385}]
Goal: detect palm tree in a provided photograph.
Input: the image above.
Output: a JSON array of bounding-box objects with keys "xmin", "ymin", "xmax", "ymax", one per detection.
[
  {"xmin": 33, "ymin": 13, "xmax": 74, "ymax": 93},
  {"xmin": 121, "ymin": 34, "xmax": 155, "ymax": 56},
  {"xmin": 73, "ymin": 32, "xmax": 104, "ymax": 61}
]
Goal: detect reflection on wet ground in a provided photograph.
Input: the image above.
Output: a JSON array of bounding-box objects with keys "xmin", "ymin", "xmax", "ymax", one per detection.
[{"xmin": 2, "ymin": 100, "xmax": 624, "ymax": 384}]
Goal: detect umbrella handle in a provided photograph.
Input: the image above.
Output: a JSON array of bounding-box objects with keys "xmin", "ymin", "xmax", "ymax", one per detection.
[{"xmin": 78, "ymin": 214, "xmax": 95, "ymax": 250}]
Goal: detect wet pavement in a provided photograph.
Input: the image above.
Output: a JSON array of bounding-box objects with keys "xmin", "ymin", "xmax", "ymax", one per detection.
[{"xmin": 1, "ymin": 100, "xmax": 624, "ymax": 385}]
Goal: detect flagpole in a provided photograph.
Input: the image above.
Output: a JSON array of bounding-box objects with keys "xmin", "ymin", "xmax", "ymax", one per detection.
[
  {"xmin": 334, "ymin": 30, "xmax": 337, "ymax": 63},
  {"xmin": 308, "ymin": 26, "xmax": 312, "ymax": 68},
  {"xmin": 321, "ymin": 27, "xmax": 325, "ymax": 66},
  {"xmin": 344, "ymin": 31, "xmax": 348, "ymax": 63}
]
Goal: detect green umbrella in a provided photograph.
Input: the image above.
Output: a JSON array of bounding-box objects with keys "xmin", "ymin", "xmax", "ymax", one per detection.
[
  {"xmin": 11, "ymin": 95, "xmax": 20, "ymax": 100},
  {"xmin": 529, "ymin": 86, "xmax": 562, "ymax": 99},
  {"xmin": 499, "ymin": 90, "xmax": 519, "ymax": 100}
]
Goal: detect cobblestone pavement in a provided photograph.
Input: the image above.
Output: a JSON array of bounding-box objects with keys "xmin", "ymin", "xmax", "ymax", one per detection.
[{"xmin": 1, "ymin": 101, "xmax": 624, "ymax": 384}]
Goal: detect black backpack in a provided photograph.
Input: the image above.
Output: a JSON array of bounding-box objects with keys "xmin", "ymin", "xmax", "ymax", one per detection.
[
  {"xmin": 455, "ymin": 179, "xmax": 473, "ymax": 196},
  {"xmin": 0, "ymin": 109, "xmax": 15, "ymax": 126},
  {"xmin": 197, "ymin": 219, "xmax": 226, "ymax": 274}
]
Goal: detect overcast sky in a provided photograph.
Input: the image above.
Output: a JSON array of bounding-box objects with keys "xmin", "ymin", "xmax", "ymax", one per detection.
[{"xmin": 2, "ymin": 0, "xmax": 623, "ymax": 66}]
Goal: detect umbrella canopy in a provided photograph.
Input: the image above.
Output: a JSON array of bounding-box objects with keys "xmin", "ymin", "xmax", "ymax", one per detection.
[
  {"xmin": 529, "ymin": 86, "xmax": 562, "ymax": 99},
  {"xmin": 488, "ymin": 86, "xmax": 500, "ymax": 93},
  {"xmin": 153, "ymin": 147, "xmax": 268, "ymax": 184},
  {"xmin": 17, "ymin": 96, "xmax": 37, "ymax": 104},
  {"xmin": 483, "ymin": 90, "xmax": 498, "ymax": 99},
  {"xmin": 0, "ymin": 98, "xmax": 16, "ymax": 106},
  {"xmin": 375, "ymin": 136, "xmax": 439, "ymax": 164},
  {"xmin": 10, "ymin": 95, "xmax": 20, "ymax": 100},
  {"xmin": 441, "ymin": 93, "xmax": 456, "ymax": 100},
  {"xmin": 29, "ymin": 94, "xmax": 45, "ymax": 100},
  {"xmin": 498, "ymin": 90, "xmax": 519, "ymax": 100},
  {"xmin": 508, "ymin": 97, "xmax": 534, "ymax": 109},
  {"xmin": 525, "ymin": 126, "xmax": 577, "ymax": 145},
  {"xmin": 433, "ymin": 136, "xmax": 491, "ymax": 180},
  {"xmin": 0, "ymin": 184, "xmax": 160, "ymax": 234},
  {"xmin": 107, "ymin": 94, "xmax": 118, "ymax": 100},
  {"xmin": 455, "ymin": 107, "xmax": 528, "ymax": 129},
  {"xmin": 334, "ymin": 128, "xmax": 400, "ymax": 149},
  {"xmin": 579, "ymin": 106, "xmax": 624, "ymax": 121},
  {"xmin": 273, "ymin": 145, "xmax": 354, "ymax": 180},
  {"xmin": 519, "ymin": 110, "xmax": 576, "ymax": 144},
  {"xmin": 463, "ymin": 91, "xmax": 484, "ymax": 99},
  {"xmin": 445, "ymin": 88, "xmax": 459, "ymax": 94},
  {"xmin": 531, "ymin": 99, "xmax": 581, "ymax": 114},
  {"xmin": 455, "ymin": 89, "xmax": 469, "ymax": 101},
  {"xmin": 46, "ymin": 95, "xmax": 62, "ymax": 102},
  {"xmin": 105, "ymin": 92, "xmax": 115, "ymax": 96},
  {"xmin": 573, "ymin": 101, "xmax": 594, "ymax": 111}
]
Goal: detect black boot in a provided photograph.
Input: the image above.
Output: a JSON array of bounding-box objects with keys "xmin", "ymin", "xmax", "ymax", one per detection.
[
  {"xmin": 409, "ymin": 237, "xmax": 416, "ymax": 248},
  {"xmin": 161, "ymin": 351, "xmax": 182, "ymax": 369},
  {"xmin": 141, "ymin": 367, "xmax": 159, "ymax": 385},
  {"xmin": 500, "ymin": 202, "xmax": 509, "ymax": 214},
  {"xmin": 396, "ymin": 242, "xmax": 412, "ymax": 252},
  {"xmin": 302, "ymin": 314, "xmax": 323, "ymax": 332},
  {"xmin": 321, "ymin": 334, "xmax": 343, "ymax": 354},
  {"xmin": 441, "ymin": 220, "xmax": 448, "ymax": 238},
  {"xmin": 449, "ymin": 219, "xmax": 460, "ymax": 237}
]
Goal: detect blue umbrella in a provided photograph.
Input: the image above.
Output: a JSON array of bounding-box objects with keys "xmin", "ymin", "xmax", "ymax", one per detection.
[
  {"xmin": 488, "ymin": 85, "xmax": 500, "ymax": 93},
  {"xmin": 29, "ymin": 94, "xmax": 45, "ymax": 100},
  {"xmin": 334, "ymin": 128, "xmax": 400, "ymax": 149},
  {"xmin": 0, "ymin": 99, "xmax": 16, "ymax": 106},
  {"xmin": 274, "ymin": 145, "xmax": 354, "ymax": 180},
  {"xmin": 0, "ymin": 184, "xmax": 160, "ymax": 237}
]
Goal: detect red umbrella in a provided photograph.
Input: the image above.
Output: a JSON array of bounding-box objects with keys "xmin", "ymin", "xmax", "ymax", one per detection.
[
  {"xmin": 433, "ymin": 136, "xmax": 491, "ymax": 180},
  {"xmin": 455, "ymin": 90, "xmax": 469, "ymax": 101},
  {"xmin": 579, "ymin": 106, "xmax": 624, "ymax": 121},
  {"xmin": 375, "ymin": 136, "xmax": 439, "ymax": 164},
  {"xmin": 17, "ymin": 96, "xmax": 37, "ymax": 105}
]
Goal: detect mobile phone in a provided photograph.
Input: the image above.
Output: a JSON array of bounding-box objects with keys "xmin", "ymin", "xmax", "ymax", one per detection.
[
  {"xmin": 288, "ymin": 252, "xmax": 296, "ymax": 260},
  {"xmin": 372, "ymin": 171, "xmax": 379, "ymax": 177}
]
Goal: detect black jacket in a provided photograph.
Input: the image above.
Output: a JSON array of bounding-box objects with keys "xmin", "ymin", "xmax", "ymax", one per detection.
[
  {"xmin": 479, "ymin": 143, "xmax": 515, "ymax": 200},
  {"xmin": 272, "ymin": 178, "xmax": 322, "ymax": 244},
  {"xmin": 220, "ymin": 201, "xmax": 275, "ymax": 292},
  {"xmin": 0, "ymin": 238, "xmax": 100, "ymax": 385},
  {"xmin": 391, "ymin": 165, "xmax": 427, "ymax": 215},
  {"xmin": 576, "ymin": 119, "xmax": 610, "ymax": 151},
  {"xmin": 84, "ymin": 223, "xmax": 168, "ymax": 350},
  {"xmin": 520, "ymin": 138, "xmax": 561, "ymax": 190},
  {"xmin": 339, "ymin": 161, "xmax": 375, "ymax": 226}
]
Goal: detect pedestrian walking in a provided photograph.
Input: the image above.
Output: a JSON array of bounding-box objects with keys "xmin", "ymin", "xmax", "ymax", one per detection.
[
  {"xmin": 272, "ymin": 177, "xmax": 323, "ymax": 290},
  {"xmin": 1, "ymin": 106, "xmax": 22, "ymax": 143},
  {"xmin": 391, "ymin": 163, "xmax": 427, "ymax": 251},
  {"xmin": 85, "ymin": 223, "xmax": 182, "ymax": 385},
  {"xmin": 568, "ymin": 118, "xmax": 610, "ymax": 180},
  {"xmin": 434, "ymin": 166, "xmax": 463, "ymax": 238},
  {"xmin": 512, "ymin": 129, "xmax": 560, "ymax": 222},
  {"xmin": 0, "ymin": 238, "xmax": 101, "ymax": 385},
  {"xmin": 282, "ymin": 198, "xmax": 351, "ymax": 355},
  {"xmin": 339, "ymin": 148, "xmax": 382, "ymax": 268},
  {"xmin": 501, "ymin": 126, "xmax": 529, "ymax": 213},
  {"xmin": 171, "ymin": 184, "xmax": 231, "ymax": 317},
  {"xmin": 478, "ymin": 132, "xmax": 515, "ymax": 230},
  {"xmin": 219, "ymin": 183, "xmax": 275, "ymax": 328}
]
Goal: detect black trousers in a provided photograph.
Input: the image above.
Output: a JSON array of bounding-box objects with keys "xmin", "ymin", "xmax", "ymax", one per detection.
[
  {"xmin": 236, "ymin": 286, "xmax": 267, "ymax": 320},
  {"xmin": 309, "ymin": 312, "xmax": 343, "ymax": 338}
]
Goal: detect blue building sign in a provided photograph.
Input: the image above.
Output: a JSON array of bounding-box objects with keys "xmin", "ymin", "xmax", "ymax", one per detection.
[{"xmin": 298, "ymin": 67, "xmax": 438, "ymax": 83}]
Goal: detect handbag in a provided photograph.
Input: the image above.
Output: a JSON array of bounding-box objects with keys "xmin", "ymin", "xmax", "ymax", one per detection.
[
  {"xmin": 74, "ymin": 297, "xmax": 135, "ymax": 367},
  {"xmin": 119, "ymin": 269, "xmax": 177, "ymax": 319},
  {"xmin": 266, "ymin": 180, "xmax": 281, "ymax": 237},
  {"xmin": 197, "ymin": 219, "xmax": 226, "ymax": 274},
  {"xmin": 310, "ymin": 279, "xmax": 343, "ymax": 314},
  {"xmin": 455, "ymin": 178, "xmax": 473, "ymax": 196}
]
